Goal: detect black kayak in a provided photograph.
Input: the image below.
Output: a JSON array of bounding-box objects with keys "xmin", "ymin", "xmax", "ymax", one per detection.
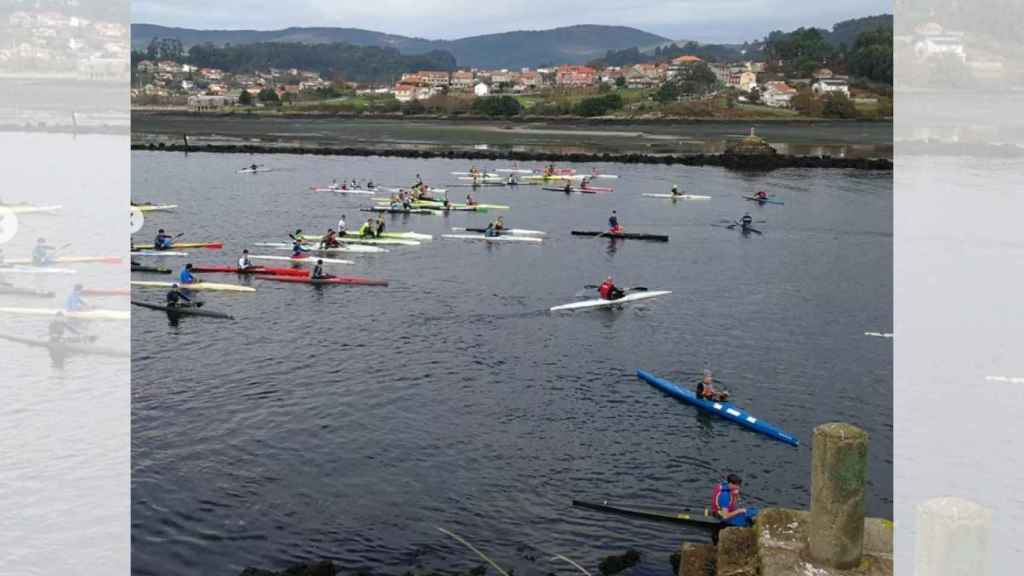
[
  {"xmin": 132, "ymin": 264, "xmax": 172, "ymax": 274},
  {"xmin": 571, "ymin": 230, "xmax": 669, "ymax": 242},
  {"xmin": 131, "ymin": 301, "xmax": 234, "ymax": 319},
  {"xmin": 0, "ymin": 333, "xmax": 128, "ymax": 357},
  {"xmin": 572, "ymin": 499, "xmax": 722, "ymax": 530},
  {"xmin": 0, "ymin": 285, "xmax": 55, "ymax": 298}
]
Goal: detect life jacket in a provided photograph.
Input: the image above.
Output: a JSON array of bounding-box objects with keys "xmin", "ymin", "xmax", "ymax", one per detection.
[
  {"xmin": 598, "ymin": 281, "xmax": 615, "ymax": 299},
  {"xmin": 359, "ymin": 222, "xmax": 373, "ymax": 237},
  {"xmin": 711, "ymin": 482, "xmax": 736, "ymax": 517}
]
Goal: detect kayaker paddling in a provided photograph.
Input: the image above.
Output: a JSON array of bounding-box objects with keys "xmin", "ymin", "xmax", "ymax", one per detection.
[
  {"xmin": 359, "ymin": 216, "xmax": 377, "ymax": 238},
  {"xmin": 320, "ymin": 229, "xmax": 340, "ymax": 249},
  {"xmin": 238, "ymin": 249, "xmax": 254, "ymax": 270},
  {"xmin": 671, "ymin": 185, "xmax": 682, "ymax": 198},
  {"xmin": 310, "ymin": 259, "xmax": 330, "ymax": 280},
  {"xmin": 608, "ymin": 211, "xmax": 622, "ymax": 234},
  {"xmin": 696, "ymin": 369, "xmax": 729, "ymax": 402},
  {"xmin": 712, "ymin": 474, "xmax": 758, "ymax": 527},
  {"xmin": 32, "ymin": 237, "xmax": 56, "ymax": 265},
  {"xmin": 375, "ymin": 215, "xmax": 386, "ymax": 237},
  {"xmin": 65, "ymin": 283, "xmax": 89, "ymax": 312},
  {"xmin": 562, "ymin": 181, "xmax": 572, "ymax": 193},
  {"xmin": 165, "ymin": 283, "xmax": 193, "ymax": 308},
  {"xmin": 178, "ymin": 263, "xmax": 200, "ymax": 285},
  {"xmin": 740, "ymin": 213, "xmax": 753, "ymax": 231},
  {"xmin": 753, "ymin": 190, "xmax": 769, "ymax": 201},
  {"xmin": 598, "ymin": 276, "xmax": 625, "ymax": 301}
]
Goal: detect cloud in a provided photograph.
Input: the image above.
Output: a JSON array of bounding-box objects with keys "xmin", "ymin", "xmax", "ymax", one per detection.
[{"xmin": 133, "ymin": 0, "xmax": 891, "ymax": 42}]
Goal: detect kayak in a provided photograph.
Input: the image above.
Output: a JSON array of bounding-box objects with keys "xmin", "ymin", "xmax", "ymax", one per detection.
[
  {"xmin": 81, "ymin": 288, "xmax": 130, "ymax": 297},
  {"xmin": 309, "ymin": 186, "xmax": 376, "ymax": 195},
  {"xmin": 4, "ymin": 256, "xmax": 121, "ymax": 265},
  {"xmin": 571, "ymin": 231, "xmax": 669, "ymax": 242},
  {"xmin": 541, "ymin": 186, "xmax": 611, "ymax": 194},
  {"xmin": 441, "ymin": 234, "xmax": 543, "ymax": 243},
  {"xmin": 132, "ymin": 301, "xmax": 234, "ymax": 319},
  {"xmin": 299, "ymin": 231, "xmax": 431, "ymax": 242},
  {"xmin": 452, "ymin": 227, "xmax": 545, "ymax": 236},
  {"xmin": 133, "ymin": 242, "xmax": 223, "ymax": 250},
  {"xmin": 297, "ymin": 235, "xmax": 421, "ymax": 247},
  {"xmin": 248, "ymin": 255, "xmax": 354, "ymax": 265},
  {"xmin": 131, "ymin": 264, "xmax": 171, "ymax": 274},
  {"xmin": 636, "ymin": 369, "xmax": 799, "ymax": 447},
  {"xmin": 131, "ymin": 251, "xmax": 190, "ymax": 257},
  {"xmin": 0, "ymin": 333, "xmax": 129, "ymax": 357},
  {"xmin": 130, "ymin": 281, "xmax": 256, "ymax": 293},
  {"xmin": 0, "ymin": 266, "xmax": 77, "ymax": 275},
  {"xmin": 0, "ymin": 307, "xmax": 129, "ymax": 321},
  {"xmin": 238, "ymin": 167, "xmax": 272, "ymax": 174},
  {"xmin": 189, "ymin": 265, "xmax": 307, "ymax": 276},
  {"xmin": 643, "ymin": 193, "xmax": 711, "ymax": 200},
  {"xmin": 550, "ymin": 290, "xmax": 671, "ymax": 312},
  {"xmin": 0, "ymin": 285, "xmax": 55, "ymax": 298},
  {"xmin": 133, "ymin": 204, "xmax": 178, "ymax": 212},
  {"xmin": 255, "ymin": 274, "xmax": 389, "ymax": 287},
  {"xmin": 453, "ymin": 172, "xmax": 499, "ymax": 178},
  {"xmin": 377, "ymin": 200, "xmax": 510, "ymax": 211},
  {"xmin": 743, "ymin": 196, "xmax": 784, "ymax": 205},
  {"xmin": 1, "ymin": 204, "xmax": 62, "ymax": 215},
  {"xmin": 361, "ymin": 207, "xmax": 439, "ymax": 215},
  {"xmin": 572, "ymin": 499, "xmax": 722, "ymax": 530},
  {"xmin": 252, "ymin": 242, "xmax": 388, "ymax": 254},
  {"xmin": 496, "ymin": 168, "xmax": 535, "ymax": 174}
]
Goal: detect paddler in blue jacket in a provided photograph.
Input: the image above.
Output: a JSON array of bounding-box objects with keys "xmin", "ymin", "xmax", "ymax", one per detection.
[
  {"xmin": 178, "ymin": 263, "xmax": 199, "ymax": 285},
  {"xmin": 65, "ymin": 283, "xmax": 88, "ymax": 311},
  {"xmin": 608, "ymin": 211, "xmax": 622, "ymax": 234},
  {"xmin": 291, "ymin": 239, "xmax": 309, "ymax": 258},
  {"xmin": 154, "ymin": 229, "xmax": 174, "ymax": 250},
  {"xmin": 32, "ymin": 237, "xmax": 57, "ymax": 265},
  {"xmin": 712, "ymin": 474, "xmax": 758, "ymax": 527}
]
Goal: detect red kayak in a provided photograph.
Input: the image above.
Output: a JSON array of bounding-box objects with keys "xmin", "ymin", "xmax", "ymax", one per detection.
[
  {"xmin": 190, "ymin": 265, "xmax": 307, "ymax": 276},
  {"xmin": 255, "ymin": 274, "xmax": 388, "ymax": 287},
  {"xmin": 81, "ymin": 288, "xmax": 130, "ymax": 296}
]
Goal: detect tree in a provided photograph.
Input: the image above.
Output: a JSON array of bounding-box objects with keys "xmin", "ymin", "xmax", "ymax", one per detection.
[
  {"xmin": 791, "ymin": 89, "xmax": 824, "ymax": 116},
  {"xmin": 748, "ymin": 86, "xmax": 762, "ymax": 104},
  {"xmin": 656, "ymin": 62, "xmax": 719, "ymax": 102},
  {"xmin": 238, "ymin": 90, "xmax": 253, "ymax": 106},
  {"xmin": 615, "ymin": 76, "xmax": 626, "ymax": 88},
  {"xmin": 575, "ymin": 93, "xmax": 624, "ymax": 117},
  {"xmin": 471, "ymin": 96, "xmax": 523, "ymax": 117},
  {"xmin": 402, "ymin": 99, "xmax": 426, "ymax": 115},
  {"xmin": 821, "ymin": 93, "xmax": 858, "ymax": 118},
  {"xmin": 848, "ymin": 28, "xmax": 893, "ymax": 84},
  {"xmin": 257, "ymin": 88, "xmax": 280, "ymax": 104}
]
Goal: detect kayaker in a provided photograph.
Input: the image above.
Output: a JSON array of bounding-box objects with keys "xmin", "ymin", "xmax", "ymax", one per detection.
[
  {"xmin": 65, "ymin": 283, "xmax": 88, "ymax": 311},
  {"xmin": 598, "ymin": 276, "xmax": 625, "ymax": 301},
  {"xmin": 608, "ymin": 211, "xmax": 622, "ymax": 234},
  {"xmin": 367, "ymin": 180, "xmax": 376, "ymax": 190},
  {"xmin": 711, "ymin": 474, "xmax": 758, "ymax": 527},
  {"xmin": 414, "ymin": 174, "xmax": 423, "ymax": 188},
  {"xmin": 358, "ymin": 216, "xmax": 377, "ymax": 238},
  {"xmin": 165, "ymin": 283, "xmax": 192, "ymax": 308},
  {"xmin": 375, "ymin": 214, "xmax": 386, "ymax": 236},
  {"xmin": 32, "ymin": 237, "xmax": 56, "ymax": 265},
  {"xmin": 291, "ymin": 239, "xmax": 309, "ymax": 258},
  {"xmin": 154, "ymin": 229, "xmax": 174, "ymax": 250},
  {"xmin": 238, "ymin": 249, "xmax": 254, "ymax": 270},
  {"xmin": 338, "ymin": 214, "xmax": 348, "ymax": 235},
  {"xmin": 49, "ymin": 311, "xmax": 82, "ymax": 343},
  {"xmin": 671, "ymin": 185, "xmax": 682, "ymax": 197},
  {"xmin": 466, "ymin": 192, "xmax": 477, "ymax": 206},
  {"xmin": 563, "ymin": 181, "xmax": 572, "ymax": 193},
  {"xmin": 696, "ymin": 369, "xmax": 729, "ymax": 402},
  {"xmin": 741, "ymin": 213, "xmax": 753, "ymax": 230},
  {"xmin": 580, "ymin": 177, "xmax": 591, "ymax": 191},
  {"xmin": 330, "ymin": 178, "xmax": 339, "ymax": 189},
  {"xmin": 178, "ymin": 263, "xmax": 199, "ymax": 285},
  {"xmin": 310, "ymin": 259, "xmax": 330, "ymax": 280},
  {"xmin": 494, "ymin": 216, "xmax": 505, "ymax": 232},
  {"xmin": 483, "ymin": 222, "xmax": 499, "ymax": 238},
  {"xmin": 248, "ymin": 163, "xmax": 258, "ymax": 171},
  {"xmin": 753, "ymin": 190, "xmax": 769, "ymax": 200},
  {"xmin": 507, "ymin": 175, "xmax": 518, "ymax": 186},
  {"xmin": 320, "ymin": 229, "xmax": 340, "ymax": 249}
]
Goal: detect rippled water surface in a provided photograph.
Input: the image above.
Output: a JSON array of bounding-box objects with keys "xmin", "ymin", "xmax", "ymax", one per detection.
[{"xmin": 132, "ymin": 152, "xmax": 892, "ymax": 576}]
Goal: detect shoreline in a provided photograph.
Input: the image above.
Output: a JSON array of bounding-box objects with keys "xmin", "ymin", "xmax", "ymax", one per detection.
[{"xmin": 131, "ymin": 141, "xmax": 894, "ymax": 170}]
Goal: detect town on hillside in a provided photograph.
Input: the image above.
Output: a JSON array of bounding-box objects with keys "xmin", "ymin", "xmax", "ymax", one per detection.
[{"xmin": 0, "ymin": 8, "xmax": 129, "ymax": 79}]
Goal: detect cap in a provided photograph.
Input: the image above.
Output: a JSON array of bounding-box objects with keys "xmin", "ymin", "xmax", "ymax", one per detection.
[{"xmin": 726, "ymin": 473, "xmax": 742, "ymax": 485}]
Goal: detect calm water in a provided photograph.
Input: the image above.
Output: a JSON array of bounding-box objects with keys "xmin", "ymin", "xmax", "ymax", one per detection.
[{"xmin": 131, "ymin": 152, "xmax": 892, "ymax": 575}]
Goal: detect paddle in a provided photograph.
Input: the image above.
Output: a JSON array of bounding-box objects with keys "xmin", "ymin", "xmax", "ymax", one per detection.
[{"xmin": 583, "ymin": 285, "xmax": 648, "ymax": 292}]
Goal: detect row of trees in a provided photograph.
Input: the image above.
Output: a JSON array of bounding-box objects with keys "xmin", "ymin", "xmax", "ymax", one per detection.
[{"xmin": 764, "ymin": 26, "xmax": 893, "ymax": 84}]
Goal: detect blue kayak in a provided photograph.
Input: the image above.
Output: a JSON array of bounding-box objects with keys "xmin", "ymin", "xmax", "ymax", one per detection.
[
  {"xmin": 743, "ymin": 196, "xmax": 784, "ymax": 205},
  {"xmin": 636, "ymin": 369, "xmax": 799, "ymax": 447}
]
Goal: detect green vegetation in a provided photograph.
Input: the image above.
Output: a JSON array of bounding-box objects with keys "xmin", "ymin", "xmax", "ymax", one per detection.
[
  {"xmin": 655, "ymin": 62, "xmax": 719, "ymax": 102},
  {"xmin": 471, "ymin": 96, "xmax": 524, "ymax": 117},
  {"xmin": 574, "ymin": 93, "xmax": 624, "ymax": 116},
  {"xmin": 848, "ymin": 28, "xmax": 893, "ymax": 85}
]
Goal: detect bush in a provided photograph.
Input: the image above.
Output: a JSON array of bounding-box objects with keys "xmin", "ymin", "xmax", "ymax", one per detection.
[
  {"xmin": 401, "ymin": 99, "xmax": 426, "ymax": 115},
  {"xmin": 791, "ymin": 89, "xmax": 823, "ymax": 116},
  {"xmin": 471, "ymin": 95, "xmax": 523, "ymax": 117},
  {"xmin": 238, "ymin": 90, "xmax": 253, "ymax": 106},
  {"xmin": 257, "ymin": 88, "xmax": 279, "ymax": 104},
  {"xmin": 821, "ymin": 93, "xmax": 858, "ymax": 118},
  {"xmin": 574, "ymin": 93, "xmax": 625, "ymax": 117}
]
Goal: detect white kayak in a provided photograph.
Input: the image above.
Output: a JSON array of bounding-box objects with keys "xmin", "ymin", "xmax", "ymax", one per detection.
[
  {"xmin": 131, "ymin": 251, "xmax": 190, "ymax": 257},
  {"xmin": 238, "ymin": 167, "xmax": 272, "ymax": 174},
  {"xmin": 298, "ymin": 234, "xmax": 422, "ymax": 246},
  {"xmin": 309, "ymin": 186, "xmax": 376, "ymax": 195},
  {"xmin": 452, "ymin": 172, "xmax": 499, "ymax": 177},
  {"xmin": 133, "ymin": 204, "xmax": 178, "ymax": 212},
  {"xmin": 0, "ymin": 307, "xmax": 129, "ymax": 321},
  {"xmin": 248, "ymin": 255, "xmax": 354, "ymax": 265},
  {"xmin": 131, "ymin": 281, "xmax": 256, "ymax": 293},
  {"xmin": 0, "ymin": 266, "xmax": 76, "ymax": 275},
  {"xmin": 550, "ymin": 290, "xmax": 672, "ymax": 312},
  {"xmin": 252, "ymin": 242, "xmax": 388, "ymax": 254},
  {"xmin": 642, "ymin": 193, "xmax": 712, "ymax": 200},
  {"xmin": 450, "ymin": 227, "xmax": 546, "ymax": 236},
  {"xmin": 441, "ymin": 234, "xmax": 543, "ymax": 244},
  {"xmin": 2, "ymin": 204, "xmax": 63, "ymax": 214},
  {"xmin": 496, "ymin": 168, "xmax": 535, "ymax": 174}
]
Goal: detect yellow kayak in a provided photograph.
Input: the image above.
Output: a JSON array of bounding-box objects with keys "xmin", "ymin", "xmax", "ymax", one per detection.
[
  {"xmin": 1, "ymin": 204, "xmax": 62, "ymax": 215},
  {"xmin": 130, "ymin": 281, "xmax": 255, "ymax": 293}
]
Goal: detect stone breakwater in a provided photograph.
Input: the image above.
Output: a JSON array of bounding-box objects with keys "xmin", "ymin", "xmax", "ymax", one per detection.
[{"xmin": 131, "ymin": 142, "xmax": 893, "ymax": 171}]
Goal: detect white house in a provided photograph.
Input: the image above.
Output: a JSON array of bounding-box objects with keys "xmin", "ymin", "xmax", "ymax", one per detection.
[
  {"xmin": 762, "ymin": 81, "xmax": 797, "ymax": 108},
  {"xmin": 811, "ymin": 77, "xmax": 849, "ymax": 97},
  {"xmin": 474, "ymin": 82, "xmax": 490, "ymax": 97},
  {"xmin": 914, "ymin": 35, "xmax": 966, "ymax": 63}
]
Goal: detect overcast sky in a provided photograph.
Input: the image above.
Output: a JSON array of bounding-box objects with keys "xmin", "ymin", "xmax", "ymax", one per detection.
[{"xmin": 132, "ymin": 0, "xmax": 890, "ymax": 43}]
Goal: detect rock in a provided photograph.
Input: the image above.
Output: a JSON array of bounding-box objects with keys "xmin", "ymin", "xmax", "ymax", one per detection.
[
  {"xmin": 598, "ymin": 549, "xmax": 641, "ymax": 575},
  {"xmin": 675, "ymin": 543, "xmax": 715, "ymax": 576},
  {"xmin": 717, "ymin": 527, "xmax": 757, "ymax": 576}
]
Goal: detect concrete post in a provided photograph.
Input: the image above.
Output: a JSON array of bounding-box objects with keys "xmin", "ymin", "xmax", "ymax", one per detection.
[
  {"xmin": 808, "ymin": 422, "xmax": 868, "ymax": 568},
  {"xmin": 915, "ymin": 497, "xmax": 991, "ymax": 576}
]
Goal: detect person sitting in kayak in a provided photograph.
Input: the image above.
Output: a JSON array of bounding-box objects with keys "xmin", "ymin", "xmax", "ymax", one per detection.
[
  {"xmin": 696, "ymin": 369, "xmax": 729, "ymax": 402},
  {"xmin": 367, "ymin": 180, "xmax": 376, "ymax": 190},
  {"xmin": 32, "ymin": 237, "xmax": 56, "ymax": 265},
  {"xmin": 712, "ymin": 474, "xmax": 758, "ymax": 527},
  {"xmin": 598, "ymin": 277, "xmax": 625, "ymax": 301},
  {"xmin": 65, "ymin": 283, "xmax": 89, "ymax": 311},
  {"xmin": 165, "ymin": 283, "xmax": 192, "ymax": 308},
  {"xmin": 740, "ymin": 213, "xmax": 753, "ymax": 230},
  {"xmin": 563, "ymin": 181, "xmax": 573, "ymax": 193},
  {"xmin": 291, "ymin": 240, "xmax": 309, "ymax": 258},
  {"xmin": 248, "ymin": 163, "xmax": 258, "ymax": 171},
  {"xmin": 375, "ymin": 215, "xmax": 386, "ymax": 236},
  {"xmin": 466, "ymin": 192, "xmax": 478, "ymax": 207},
  {"xmin": 671, "ymin": 185, "xmax": 682, "ymax": 197},
  {"xmin": 580, "ymin": 177, "xmax": 591, "ymax": 191},
  {"xmin": 608, "ymin": 211, "xmax": 622, "ymax": 234},
  {"xmin": 494, "ymin": 216, "xmax": 505, "ymax": 232},
  {"xmin": 49, "ymin": 311, "xmax": 82, "ymax": 344},
  {"xmin": 753, "ymin": 191, "xmax": 769, "ymax": 201},
  {"xmin": 178, "ymin": 263, "xmax": 200, "ymax": 285},
  {"xmin": 507, "ymin": 175, "xmax": 518, "ymax": 185},
  {"xmin": 358, "ymin": 217, "xmax": 377, "ymax": 238},
  {"xmin": 337, "ymin": 214, "xmax": 348, "ymax": 236},
  {"xmin": 310, "ymin": 259, "xmax": 331, "ymax": 280},
  {"xmin": 153, "ymin": 229, "xmax": 175, "ymax": 250},
  {"xmin": 238, "ymin": 249, "xmax": 254, "ymax": 270},
  {"xmin": 483, "ymin": 222, "xmax": 500, "ymax": 237},
  {"xmin": 320, "ymin": 229, "xmax": 340, "ymax": 249}
]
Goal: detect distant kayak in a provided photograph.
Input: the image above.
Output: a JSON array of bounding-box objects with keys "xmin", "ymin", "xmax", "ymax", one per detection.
[
  {"xmin": 541, "ymin": 186, "xmax": 612, "ymax": 194},
  {"xmin": 572, "ymin": 499, "xmax": 722, "ymax": 530},
  {"xmin": 0, "ymin": 266, "xmax": 76, "ymax": 275},
  {"xmin": 132, "ymin": 242, "xmax": 223, "ymax": 250},
  {"xmin": 441, "ymin": 234, "xmax": 543, "ymax": 244},
  {"xmin": 636, "ymin": 369, "xmax": 799, "ymax": 447},
  {"xmin": 0, "ymin": 333, "xmax": 129, "ymax": 357},
  {"xmin": 297, "ymin": 234, "xmax": 421, "ymax": 247},
  {"xmin": 0, "ymin": 285, "xmax": 55, "ymax": 298},
  {"xmin": 132, "ymin": 301, "xmax": 234, "ymax": 319},
  {"xmin": 130, "ymin": 281, "xmax": 255, "ymax": 293},
  {"xmin": 0, "ymin": 307, "xmax": 129, "ymax": 321},
  {"xmin": 81, "ymin": 288, "xmax": 130, "ymax": 297},
  {"xmin": 550, "ymin": 290, "xmax": 671, "ymax": 312},
  {"xmin": 642, "ymin": 193, "xmax": 711, "ymax": 200},
  {"xmin": 248, "ymin": 254, "xmax": 353, "ymax": 265},
  {"xmin": 252, "ymin": 242, "xmax": 388, "ymax": 254},
  {"xmin": 452, "ymin": 227, "xmax": 545, "ymax": 236},
  {"xmin": 132, "ymin": 204, "xmax": 178, "ymax": 212},
  {"xmin": 743, "ymin": 196, "xmax": 784, "ymax": 205},
  {"xmin": 131, "ymin": 251, "xmax": 189, "ymax": 257},
  {"xmin": 309, "ymin": 186, "xmax": 376, "ymax": 195},
  {"xmin": 238, "ymin": 167, "xmax": 272, "ymax": 174},
  {"xmin": 255, "ymin": 274, "xmax": 389, "ymax": 287},
  {"xmin": 4, "ymin": 256, "xmax": 121, "ymax": 265},
  {"xmin": 571, "ymin": 230, "xmax": 669, "ymax": 242},
  {"xmin": 189, "ymin": 265, "xmax": 307, "ymax": 276},
  {"xmin": 361, "ymin": 207, "xmax": 439, "ymax": 215},
  {"xmin": 131, "ymin": 264, "xmax": 171, "ymax": 274},
  {"xmin": 1, "ymin": 204, "xmax": 62, "ymax": 215}
]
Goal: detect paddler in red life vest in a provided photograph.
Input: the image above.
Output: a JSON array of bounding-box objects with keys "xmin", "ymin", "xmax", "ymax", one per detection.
[
  {"xmin": 696, "ymin": 369, "xmax": 729, "ymax": 402},
  {"xmin": 753, "ymin": 190, "xmax": 768, "ymax": 201},
  {"xmin": 608, "ymin": 210, "xmax": 622, "ymax": 234},
  {"xmin": 320, "ymin": 229, "xmax": 340, "ymax": 249},
  {"xmin": 712, "ymin": 474, "xmax": 758, "ymax": 527},
  {"xmin": 598, "ymin": 276, "xmax": 625, "ymax": 301}
]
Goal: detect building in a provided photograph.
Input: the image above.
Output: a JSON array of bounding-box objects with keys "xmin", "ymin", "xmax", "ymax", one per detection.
[
  {"xmin": 189, "ymin": 94, "xmax": 235, "ymax": 111},
  {"xmin": 474, "ymin": 82, "xmax": 490, "ymax": 97},
  {"xmin": 914, "ymin": 34, "xmax": 966, "ymax": 63},
  {"xmin": 762, "ymin": 81, "xmax": 797, "ymax": 108},
  {"xmin": 811, "ymin": 76, "xmax": 850, "ymax": 97},
  {"xmin": 555, "ymin": 65, "xmax": 597, "ymax": 87},
  {"xmin": 667, "ymin": 55, "xmax": 703, "ymax": 79},
  {"xmin": 417, "ymin": 70, "xmax": 451, "ymax": 87},
  {"xmin": 514, "ymin": 70, "xmax": 542, "ymax": 91},
  {"xmin": 451, "ymin": 70, "xmax": 475, "ymax": 90}
]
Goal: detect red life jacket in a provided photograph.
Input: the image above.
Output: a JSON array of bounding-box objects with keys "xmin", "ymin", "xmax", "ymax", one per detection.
[
  {"xmin": 598, "ymin": 281, "xmax": 615, "ymax": 299},
  {"xmin": 711, "ymin": 482, "xmax": 735, "ymax": 516}
]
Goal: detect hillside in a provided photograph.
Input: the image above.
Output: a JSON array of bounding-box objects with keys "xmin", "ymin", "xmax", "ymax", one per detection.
[
  {"xmin": 827, "ymin": 14, "xmax": 893, "ymax": 48},
  {"xmin": 131, "ymin": 23, "xmax": 669, "ymax": 68}
]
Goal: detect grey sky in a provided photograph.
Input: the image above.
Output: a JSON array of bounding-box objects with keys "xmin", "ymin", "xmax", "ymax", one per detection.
[{"xmin": 132, "ymin": 0, "xmax": 891, "ymax": 43}]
